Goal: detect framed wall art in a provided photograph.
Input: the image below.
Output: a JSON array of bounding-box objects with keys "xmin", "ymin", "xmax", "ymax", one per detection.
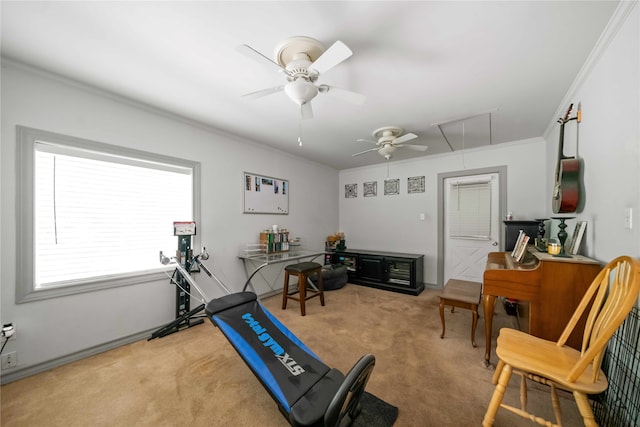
[
  {"xmin": 345, "ymin": 183, "xmax": 357, "ymax": 198},
  {"xmin": 363, "ymin": 181, "xmax": 377, "ymax": 197},
  {"xmin": 384, "ymin": 179, "xmax": 400, "ymax": 195},
  {"xmin": 408, "ymin": 176, "xmax": 425, "ymax": 194}
]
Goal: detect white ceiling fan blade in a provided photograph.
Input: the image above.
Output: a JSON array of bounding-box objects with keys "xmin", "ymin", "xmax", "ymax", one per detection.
[
  {"xmin": 242, "ymin": 86, "xmax": 284, "ymax": 99},
  {"xmin": 236, "ymin": 44, "xmax": 288, "ymax": 74},
  {"xmin": 403, "ymin": 144, "xmax": 429, "ymax": 151},
  {"xmin": 352, "ymin": 148, "xmax": 378, "ymax": 157},
  {"xmin": 356, "ymin": 138, "xmax": 378, "ymax": 145},
  {"xmin": 301, "ymin": 102, "xmax": 313, "ymax": 120},
  {"xmin": 309, "ymin": 40, "xmax": 352, "ymax": 74},
  {"xmin": 319, "ymin": 85, "xmax": 366, "ymax": 105},
  {"xmin": 394, "ymin": 133, "xmax": 418, "ymax": 144}
]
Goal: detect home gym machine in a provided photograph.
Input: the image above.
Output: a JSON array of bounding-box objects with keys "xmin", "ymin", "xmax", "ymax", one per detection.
[
  {"xmin": 149, "ymin": 221, "xmax": 230, "ymax": 340},
  {"xmin": 146, "ymin": 223, "xmax": 377, "ymax": 426},
  {"xmin": 149, "ymin": 251, "xmax": 376, "ymax": 425}
]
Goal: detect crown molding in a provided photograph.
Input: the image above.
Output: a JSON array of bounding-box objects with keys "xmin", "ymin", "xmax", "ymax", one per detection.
[{"xmin": 543, "ymin": 0, "xmax": 638, "ymax": 140}]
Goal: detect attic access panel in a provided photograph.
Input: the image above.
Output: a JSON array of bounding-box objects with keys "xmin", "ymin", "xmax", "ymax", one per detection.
[{"xmin": 437, "ymin": 112, "xmax": 493, "ymax": 152}]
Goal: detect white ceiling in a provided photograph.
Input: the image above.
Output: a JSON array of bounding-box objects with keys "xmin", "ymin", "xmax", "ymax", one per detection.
[{"xmin": 1, "ymin": 1, "xmax": 619, "ymax": 170}]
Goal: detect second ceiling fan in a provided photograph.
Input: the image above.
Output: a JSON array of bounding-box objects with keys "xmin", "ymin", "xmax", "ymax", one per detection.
[
  {"xmin": 237, "ymin": 36, "xmax": 365, "ymax": 119},
  {"xmin": 353, "ymin": 126, "xmax": 428, "ymax": 160}
]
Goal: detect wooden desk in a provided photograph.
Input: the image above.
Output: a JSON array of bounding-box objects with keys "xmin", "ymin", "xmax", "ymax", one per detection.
[{"xmin": 482, "ymin": 247, "xmax": 601, "ymax": 365}]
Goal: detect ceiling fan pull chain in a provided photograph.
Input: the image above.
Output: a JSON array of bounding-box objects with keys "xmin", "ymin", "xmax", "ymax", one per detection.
[
  {"xmin": 298, "ymin": 110, "xmax": 303, "ymax": 147},
  {"xmin": 462, "ymin": 121, "xmax": 466, "ymax": 169}
]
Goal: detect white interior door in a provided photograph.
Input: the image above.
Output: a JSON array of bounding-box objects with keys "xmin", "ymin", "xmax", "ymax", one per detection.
[{"xmin": 444, "ymin": 173, "xmax": 500, "ymax": 283}]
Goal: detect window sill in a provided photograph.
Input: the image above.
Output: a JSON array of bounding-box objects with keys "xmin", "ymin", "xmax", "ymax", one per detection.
[{"xmin": 17, "ymin": 268, "xmax": 173, "ymax": 304}]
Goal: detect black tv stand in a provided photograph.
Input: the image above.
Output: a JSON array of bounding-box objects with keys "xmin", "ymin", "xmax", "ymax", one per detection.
[{"xmin": 329, "ymin": 249, "xmax": 425, "ymax": 295}]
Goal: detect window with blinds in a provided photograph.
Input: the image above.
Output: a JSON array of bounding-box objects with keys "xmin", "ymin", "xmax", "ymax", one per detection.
[
  {"xmin": 448, "ymin": 180, "xmax": 492, "ymax": 239},
  {"xmin": 16, "ymin": 126, "xmax": 200, "ymax": 302}
]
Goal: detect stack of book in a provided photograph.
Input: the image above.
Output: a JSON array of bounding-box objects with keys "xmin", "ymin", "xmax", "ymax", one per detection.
[
  {"xmin": 511, "ymin": 230, "xmax": 530, "ymax": 263},
  {"xmin": 259, "ymin": 229, "xmax": 290, "ymax": 254},
  {"xmin": 568, "ymin": 221, "xmax": 587, "ymax": 255}
]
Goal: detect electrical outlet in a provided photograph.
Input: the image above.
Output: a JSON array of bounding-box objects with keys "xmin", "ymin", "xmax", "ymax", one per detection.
[{"xmin": 1, "ymin": 351, "xmax": 17, "ymax": 369}]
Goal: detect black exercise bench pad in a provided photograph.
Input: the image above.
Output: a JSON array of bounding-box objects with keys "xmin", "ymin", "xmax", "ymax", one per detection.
[{"xmin": 205, "ymin": 292, "xmax": 347, "ymax": 426}]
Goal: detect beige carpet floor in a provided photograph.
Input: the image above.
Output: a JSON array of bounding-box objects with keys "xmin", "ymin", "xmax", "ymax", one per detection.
[{"xmin": 1, "ymin": 284, "xmax": 584, "ymax": 426}]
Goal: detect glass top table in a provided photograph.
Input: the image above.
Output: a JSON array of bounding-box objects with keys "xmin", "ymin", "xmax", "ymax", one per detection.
[{"xmin": 238, "ymin": 249, "xmax": 325, "ymax": 292}]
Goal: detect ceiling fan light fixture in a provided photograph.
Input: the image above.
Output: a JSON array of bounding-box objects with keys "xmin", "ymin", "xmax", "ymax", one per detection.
[
  {"xmin": 378, "ymin": 144, "xmax": 396, "ymax": 157},
  {"xmin": 353, "ymin": 125, "xmax": 425, "ymax": 160},
  {"xmin": 284, "ymin": 78, "xmax": 318, "ymax": 105}
]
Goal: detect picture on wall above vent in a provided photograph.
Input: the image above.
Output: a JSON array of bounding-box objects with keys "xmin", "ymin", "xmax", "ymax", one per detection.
[
  {"xmin": 384, "ymin": 179, "xmax": 400, "ymax": 195},
  {"xmin": 345, "ymin": 183, "xmax": 357, "ymax": 198},
  {"xmin": 408, "ymin": 176, "xmax": 425, "ymax": 194},
  {"xmin": 363, "ymin": 181, "xmax": 377, "ymax": 197}
]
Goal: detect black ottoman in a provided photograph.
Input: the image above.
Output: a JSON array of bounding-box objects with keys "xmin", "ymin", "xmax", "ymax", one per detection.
[{"xmin": 312, "ymin": 264, "xmax": 348, "ymax": 291}]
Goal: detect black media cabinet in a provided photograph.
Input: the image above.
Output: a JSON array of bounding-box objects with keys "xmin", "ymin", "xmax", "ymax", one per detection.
[{"xmin": 328, "ymin": 249, "xmax": 425, "ymax": 295}]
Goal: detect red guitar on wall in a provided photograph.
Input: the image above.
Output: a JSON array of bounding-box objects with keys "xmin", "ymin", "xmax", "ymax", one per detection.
[{"xmin": 552, "ymin": 104, "xmax": 581, "ymax": 213}]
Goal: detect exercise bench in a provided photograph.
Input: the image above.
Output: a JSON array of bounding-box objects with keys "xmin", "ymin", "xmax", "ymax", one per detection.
[
  {"xmin": 154, "ymin": 256, "xmax": 376, "ymax": 426},
  {"xmin": 205, "ymin": 291, "xmax": 375, "ymax": 427}
]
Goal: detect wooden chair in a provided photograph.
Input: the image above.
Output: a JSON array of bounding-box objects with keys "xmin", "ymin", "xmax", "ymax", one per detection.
[
  {"xmin": 482, "ymin": 255, "xmax": 640, "ymax": 427},
  {"xmin": 282, "ymin": 261, "xmax": 325, "ymax": 316}
]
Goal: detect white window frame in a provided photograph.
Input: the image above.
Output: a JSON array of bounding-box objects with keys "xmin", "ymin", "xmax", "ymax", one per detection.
[{"xmin": 16, "ymin": 126, "xmax": 201, "ymax": 303}]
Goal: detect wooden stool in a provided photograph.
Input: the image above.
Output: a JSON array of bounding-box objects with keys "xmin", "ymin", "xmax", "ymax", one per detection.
[
  {"xmin": 282, "ymin": 262, "xmax": 325, "ymax": 316},
  {"xmin": 439, "ymin": 279, "xmax": 482, "ymax": 347}
]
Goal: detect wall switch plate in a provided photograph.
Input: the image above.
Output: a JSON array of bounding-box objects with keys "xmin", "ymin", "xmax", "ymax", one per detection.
[
  {"xmin": 624, "ymin": 207, "xmax": 633, "ymax": 229},
  {"xmin": 1, "ymin": 351, "xmax": 17, "ymax": 369},
  {"xmin": 419, "ymin": 213, "xmax": 425, "ymax": 221}
]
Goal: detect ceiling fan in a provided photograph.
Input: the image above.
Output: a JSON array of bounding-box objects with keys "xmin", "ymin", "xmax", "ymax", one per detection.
[
  {"xmin": 352, "ymin": 126, "xmax": 428, "ymax": 160},
  {"xmin": 237, "ymin": 36, "xmax": 365, "ymax": 119}
]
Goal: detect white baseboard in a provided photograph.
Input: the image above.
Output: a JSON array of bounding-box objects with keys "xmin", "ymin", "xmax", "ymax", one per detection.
[{"xmin": 0, "ymin": 328, "xmax": 155, "ymax": 385}]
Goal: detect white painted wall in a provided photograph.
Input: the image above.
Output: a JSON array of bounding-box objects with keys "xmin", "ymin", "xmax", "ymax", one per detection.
[
  {"xmin": 0, "ymin": 61, "xmax": 338, "ymax": 373},
  {"xmin": 339, "ymin": 138, "xmax": 547, "ymax": 286},
  {"xmin": 544, "ymin": 3, "xmax": 639, "ymax": 263}
]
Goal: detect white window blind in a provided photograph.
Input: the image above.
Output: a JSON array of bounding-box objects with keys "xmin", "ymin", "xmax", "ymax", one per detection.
[
  {"xmin": 448, "ymin": 180, "xmax": 492, "ymax": 239},
  {"xmin": 33, "ymin": 141, "xmax": 193, "ymax": 288}
]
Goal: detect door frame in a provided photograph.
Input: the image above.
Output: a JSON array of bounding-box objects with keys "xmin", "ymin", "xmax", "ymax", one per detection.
[{"xmin": 437, "ymin": 166, "xmax": 507, "ymax": 288}]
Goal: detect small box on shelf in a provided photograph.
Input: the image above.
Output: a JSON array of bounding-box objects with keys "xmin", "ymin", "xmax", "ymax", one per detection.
[{"xmin": 259, "ymin": 228, "xmax": 290, "ymax": 254}]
